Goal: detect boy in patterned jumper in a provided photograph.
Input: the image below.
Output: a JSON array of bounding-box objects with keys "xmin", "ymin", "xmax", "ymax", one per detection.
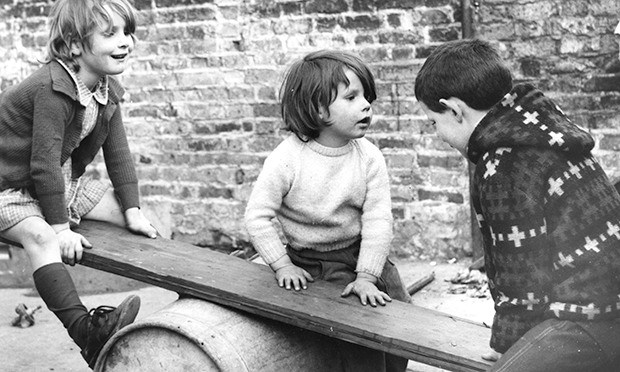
[{"xmin": 415, "ymin": 38, "xmax": 620, "ymax": 371}]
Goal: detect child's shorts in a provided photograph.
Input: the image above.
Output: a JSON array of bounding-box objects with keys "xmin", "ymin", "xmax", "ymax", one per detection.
[
  {"xmin": 286, "ymin": 240, "xmax": 411, "ymax": 303},
  {"xmin": 286, "ymin": 241, "xmax": 411, "ymax": 372},
  {"xmin": 0, "ymin": 176, "xmax": 109, "ymax": 232}
]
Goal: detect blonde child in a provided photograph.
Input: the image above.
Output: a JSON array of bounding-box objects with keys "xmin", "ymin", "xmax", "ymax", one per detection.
[
  {"xmin": 245, "ymin": 50, "xmax": 410, "ymax": 372},
  {"xmin": 0, "ymin": 0, "xmax": 156, "ymax": 368}
]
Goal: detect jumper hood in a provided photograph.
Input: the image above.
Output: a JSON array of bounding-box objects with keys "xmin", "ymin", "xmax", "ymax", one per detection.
[{"xmin": 467, "ymin": 83, "xmax": 595, "ymax": 164}]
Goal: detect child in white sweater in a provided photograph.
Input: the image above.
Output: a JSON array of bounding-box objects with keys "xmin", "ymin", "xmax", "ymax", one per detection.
[{"xmin": 244, "ymin": 50, "xmax": 410, "ymax": 372}]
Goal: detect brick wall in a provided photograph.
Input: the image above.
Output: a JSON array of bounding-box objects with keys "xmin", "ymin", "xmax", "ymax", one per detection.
[{"xmin": 1, "ymin": 0, "xmax": 618, "ymax": 261}]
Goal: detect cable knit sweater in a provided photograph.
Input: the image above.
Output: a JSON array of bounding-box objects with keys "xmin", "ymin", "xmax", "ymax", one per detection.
[
  {"xmin": 0, "ymin": 60, "xmax": 139, "ymax": 225},
  {"xmin": 244, "ymin": 134, "xmax": 393, "ymax": 277},
  {"xmin": 468, "ymin": 83, "xmax": 620, "ymax": 353}
]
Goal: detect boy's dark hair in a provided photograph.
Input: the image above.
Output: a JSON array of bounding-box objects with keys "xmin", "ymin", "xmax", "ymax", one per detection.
[
  {"xmin": 279, "ymin": 50, "xmax": 377, "ymax": 140},
  {"xmin": 414, "ymin": 39, "xmax": 512, "ymax": 113},
  {"xmin": 46, "ymin": 0, "xmax": 138, "ymax": 72}
]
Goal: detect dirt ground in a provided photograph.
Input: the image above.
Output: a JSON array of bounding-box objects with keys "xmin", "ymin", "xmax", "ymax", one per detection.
[{"xmin": 0, "ymin": 259, "xmax": 494, "ymax": 372}]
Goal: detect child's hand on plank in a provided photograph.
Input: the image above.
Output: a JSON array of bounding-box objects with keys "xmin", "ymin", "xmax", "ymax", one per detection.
[
  {"xmin": 341, "ymin": 272, "xmax": 391, "ymax": 307},
  {"xmin": 270, "ymin": 254, "xmax": 314, "ymax": 291},
  {"xmin": 124, "ymin": 207, "xmax": 157, "ymax": 238}
]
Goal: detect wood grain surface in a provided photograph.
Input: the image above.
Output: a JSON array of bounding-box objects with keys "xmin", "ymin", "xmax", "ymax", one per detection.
[
  {"xmin": 71, "ymin": 220, "xmax": 492, "ymax": 372},
  {"xmin": 0, "ymin": 221, "xmax": 492, "ymax": 371}
]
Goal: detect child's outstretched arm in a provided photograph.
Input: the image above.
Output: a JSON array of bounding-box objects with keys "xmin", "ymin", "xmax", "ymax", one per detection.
[
  {"xmin": 124, "ymin": 207, "xmax": 157, "ymax": 238},
  {"xmin": 270, "ymin": 254, "xmax": 314, "ymax": 291},
  {"xmin": 341, "ymin": 272, "xmax": 391, "ymax": 307},
  {"xmin": 347, "ymin": 143, "xmax": 393, "ymax": 306}
]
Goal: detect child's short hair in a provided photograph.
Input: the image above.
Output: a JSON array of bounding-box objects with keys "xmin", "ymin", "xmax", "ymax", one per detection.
[
  {"xmin": 415, "ymin": 39, "xmax": 512, "ymax": 113},
  {"xmin": 46, "ymin": 0, "xmax": 138, "ymax": 72},
  {"xmin": 279, "ymin": 50, "xmax": 377, "ymax": 140}
]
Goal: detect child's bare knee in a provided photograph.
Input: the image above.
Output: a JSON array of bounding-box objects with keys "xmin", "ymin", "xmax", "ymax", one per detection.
[
  {"xmin": 29, "ymin": 229, "xmax": 56, "ymax": 247},
  {"xmin": 19, "ymin": 222, "xmax": 57, "ymax": 249}
]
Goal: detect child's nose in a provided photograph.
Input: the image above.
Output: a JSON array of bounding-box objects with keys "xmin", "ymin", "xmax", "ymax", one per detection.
[
  {"xmin": 119, "ymin": 34, "xmax": 134, "ymax": 49},
  {"xmin": 362, "ymin": 100, "xmax": 372, "ymax": 112}
]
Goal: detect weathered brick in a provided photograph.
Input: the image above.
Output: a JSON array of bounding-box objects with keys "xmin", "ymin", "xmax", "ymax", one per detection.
[
  {"xmin": 251, "ymin": 1, "xmax": 281, "ymax": 17},
  {"xmin": 193, "ymin": 121, "xmax": 244, "ymax": 134},
  {"xmin": 520, "ymin": 58, "xmax": 542, "ymax": 77},
  {"xmin": 140, "ymin": 183, "xmax": 172, "ymax": 196},
  {"xmin": 584, "ymin": 74, "xmax": 620, "ymax": 92},
  {"xmin": 419, "ymin": 8, "xmax": 451, "ymax": 24},
  {"xmin": 354, "ymin": 34, "xmax": 375, "ymax": 45},
  {"xmin": 370, "ymin": 117, "xmax": 399, "ymax": 132},
  {"xmin": 599, "ymin": 134, "xmax": 620, "ymax": 151},
  {"xmin": 376, "ymin": 63, "xmax": 419, "ymax": 81},
  {"xmin": 417, "ymin": 153, "xmax": 464, "ymax": 169},
  {"xmin": 384, "ymin": 152, "xmax": 416, "ymax": 168},
  {"xmin": 315, "ymin": 17, "xmax": 339, "ymax": 32},
  {"xmin": 392, "ymin": 46, "xmax": 415, "ymax": 61},
  {"xmin": 273, "ymin": 18, "xmax": 312, "ymax": 35},
  {"xmin": 378, "ymin": 30, "xmax": 421, "ymax": 45},
  {"xmin": 2, "ymin": 0, "xmax": 618, "ymax": 262},
  {"xmin": 199, "ymin": 185, "xmax": 234, "ymax": 199},
  {"xmin": 133, "ymin": 0, "xmax": 153, "ymax": 10},
  {"xmin": 352, "ymin": 0, "xmax": 374, "ymax": 12},
  {"xmin": 305, "ymin": 0, "xmax": 349, "ymax": 14},
  {"xmin": 376, "ymin": 0, "xmax": 424, "ymax": 10},
  {"xmin": 428, "ymin": 26, "xmax": 459, "ymax": 42},
  {"xmin": 386, "ymin": 13, "xmax": 402, "ymax": 28},
  {"xmin": 340, "ymin": 15, "xmax": 383, "ymax": 30},
  {"xmin": 359, "ymin": 47, "xmax": 389, "ymax": 63},
  {"xmin": 252, "ymin": 103, "xmax": 280, "ymax": 118},
  {"xmin": 281, "ymin": 2, "xmax": 304, "ymax": 16},
  {"xmin": 257, "ymin": 86, "xmax": 276, "ymax": 101},
  {"xmin": 418, "ymin": 189, "xmax": 465, "ymax": 204},
  {"xmin": 245, "ymin": 68, "xmax": 279, "ymax": 84},
  {"xmin": 156, "ymin": 0, "xmax": 215, "ymax": 9}
]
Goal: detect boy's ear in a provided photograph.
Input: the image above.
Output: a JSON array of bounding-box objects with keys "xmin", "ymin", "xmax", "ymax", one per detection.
[
  {"xmin": 439, "ymin": 98, "xmax": 463, "ymax": 123},
  {"xmin": 318, "ymin": 106, "xmax": 327, "ymax": 120}
]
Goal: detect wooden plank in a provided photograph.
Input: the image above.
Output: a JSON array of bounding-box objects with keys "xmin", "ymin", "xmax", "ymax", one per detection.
[{"xmin": 1, "ymin": 221, "xmax": 493, "ymax": 372}]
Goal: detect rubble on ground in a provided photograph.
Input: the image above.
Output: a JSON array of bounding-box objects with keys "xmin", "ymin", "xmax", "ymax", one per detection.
[{"xmin": 447, "ymin": 269, "xmax": 489, "ymax": 298}]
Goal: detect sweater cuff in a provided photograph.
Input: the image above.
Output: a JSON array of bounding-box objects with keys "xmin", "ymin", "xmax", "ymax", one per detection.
[
  {"xmin": 113, "ymin": 182, "xmax": 140, "ymax": 211},
  {"xmin": 38, "ymin": 193, "xmax": 69, "ymax": 225},
  {"xmin": 249, "ymin": 231, "xmax": 287, "ymax": 265},
  {"xmin": 356, "ymin": 250, "xmax": 388, "ymax": 278}
]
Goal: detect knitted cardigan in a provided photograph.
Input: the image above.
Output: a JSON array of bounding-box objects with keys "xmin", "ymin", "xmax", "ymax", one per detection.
[
  {"xmin": 0, "ymin": 60, "xmax": 139, "ymax": 225},
  {"xmin": 244, "ymin": 134, "xmax": 393, "ymax": 277},
  {"xmin": 467, "ymin": 83, "xmax": 620, "ymax": 353}
]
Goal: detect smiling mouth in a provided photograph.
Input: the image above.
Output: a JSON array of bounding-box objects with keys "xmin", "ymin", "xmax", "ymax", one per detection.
[{"xmin": 111, "ymin": 53, "xmax": 128, "ymax": 60}]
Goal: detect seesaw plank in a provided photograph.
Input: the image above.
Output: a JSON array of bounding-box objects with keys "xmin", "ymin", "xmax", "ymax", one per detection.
[{"xmin": 2, "ymin": 221, "xmax": 492, "ymax": 371}]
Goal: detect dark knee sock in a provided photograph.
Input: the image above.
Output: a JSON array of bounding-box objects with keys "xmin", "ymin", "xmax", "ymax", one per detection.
[{"xmin": 33, "ymin": 262, "xmax": 89, "ymax": 348}]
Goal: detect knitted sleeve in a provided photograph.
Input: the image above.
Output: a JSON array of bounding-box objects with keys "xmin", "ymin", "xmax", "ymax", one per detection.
[
  {"xmin": 102, "ymin": 102, "xmax": 139, "ymax": 211},
  {"xmin": 356, "ymin": 142, "xmax": 393, "ymax": 277},
  {"xmin": 244, "ymin": 142, "xmax": 295, "ymax": 264},
  {"xmin": 475, "ymin": 150, "xmax": 552, "ymax": 353},
  {"xmin": 31, "ymin": 85, "xmax": 72, "ymax": 224}
]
